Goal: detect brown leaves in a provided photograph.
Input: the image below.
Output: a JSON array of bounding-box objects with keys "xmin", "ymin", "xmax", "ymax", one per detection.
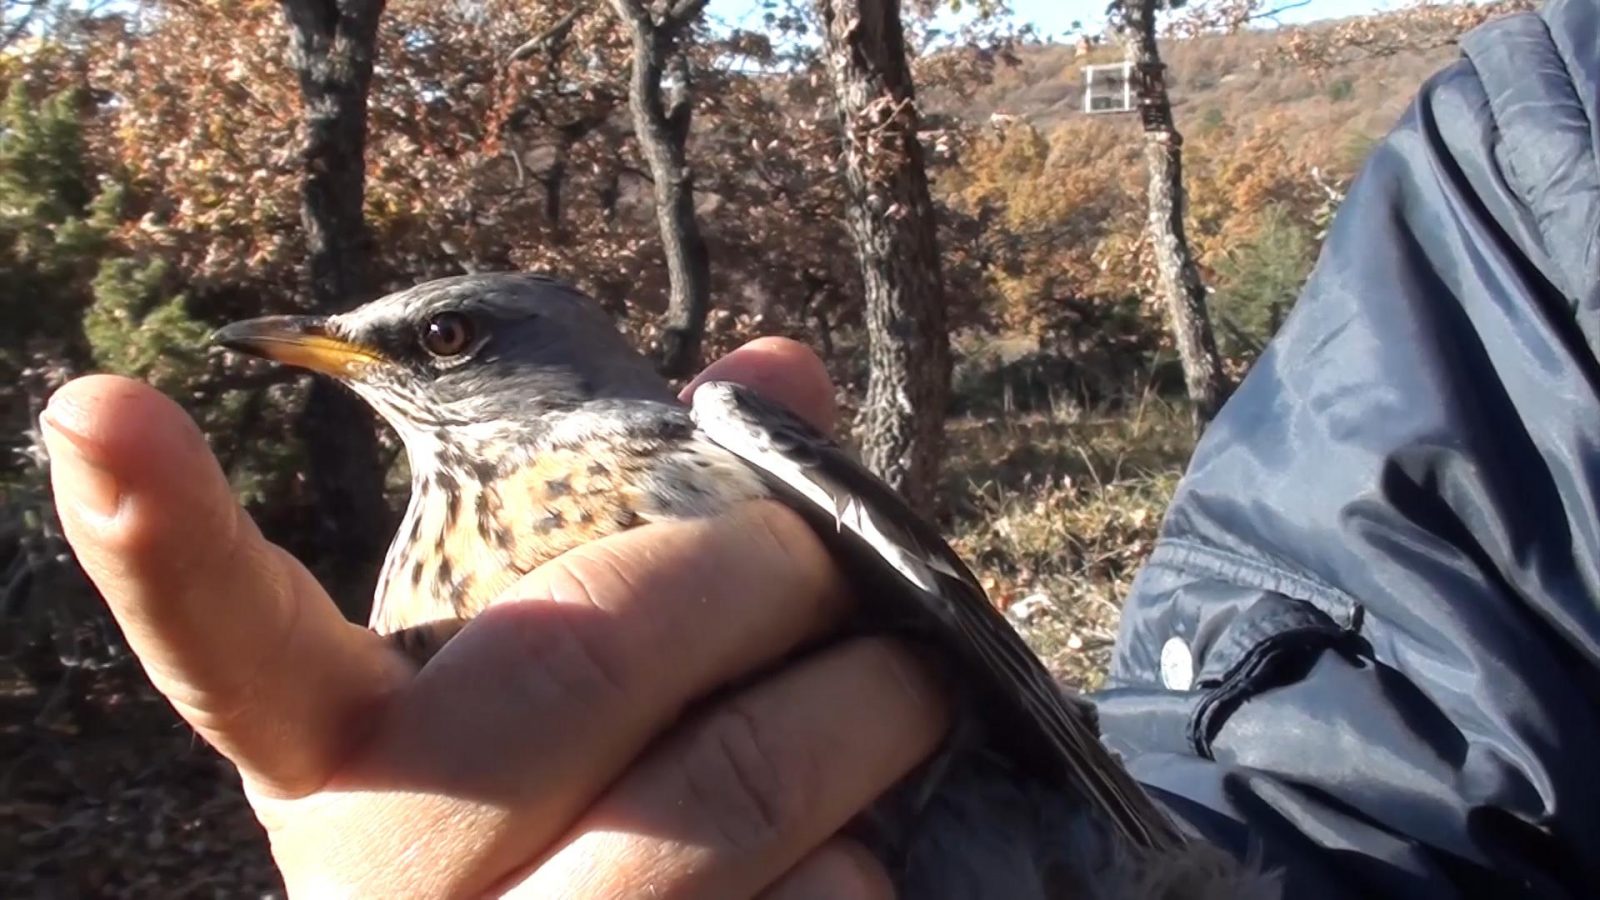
[
  {"xmin": 92, "ymin": 2, "xmax": 303, "ymax": 286},
  {"xmin": 1278, "ymin": 0, "xmax": 1537, "ymax": 71},
  {"xmin": 37, "ymin": 0, "xmax": 872, "ymax": 371},
  {"xmin": 939, "ymin": 115, "xmax": 1149, "ymax": 333},
  {"xmin": 42, "ymin": 0, "xmax": 1451, "ymax": 388}
]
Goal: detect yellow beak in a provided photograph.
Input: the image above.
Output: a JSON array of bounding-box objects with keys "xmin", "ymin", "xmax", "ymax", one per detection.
[{"xmin": 212, "ymin": 315, "xmax": 385, "ymax": 378}]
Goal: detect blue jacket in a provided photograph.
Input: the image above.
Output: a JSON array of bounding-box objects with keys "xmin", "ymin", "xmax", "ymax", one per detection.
[{"xmin": 1095, "ymin": 2, "xmax": 1600, "ymax": 897}]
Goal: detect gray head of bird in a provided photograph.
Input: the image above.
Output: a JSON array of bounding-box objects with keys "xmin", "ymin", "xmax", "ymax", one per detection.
[{"xmin": 212, "ymin": 273, "xmax": 676, "ymax": 456}]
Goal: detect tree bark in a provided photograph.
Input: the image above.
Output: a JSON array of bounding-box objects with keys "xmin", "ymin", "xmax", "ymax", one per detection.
[
  {"xmin": 608, "ymin": 0, "xmax": 713, "ymax": 380},
  {"xmin": 816, "ymin": 0, "xmax": 950, "ymax": 515},
  {"xmin": 1118, "ymin": 0, "xmax": 1230, "ymax": 431},
  {"xmin": 280, "ymin": 0, "xmax": 393, "ymax": 619}
]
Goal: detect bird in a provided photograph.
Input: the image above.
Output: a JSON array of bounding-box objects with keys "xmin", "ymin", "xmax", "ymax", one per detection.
[{"xmin": 213, "ymin": 272, "xmax": 1271, "ymax": 900}]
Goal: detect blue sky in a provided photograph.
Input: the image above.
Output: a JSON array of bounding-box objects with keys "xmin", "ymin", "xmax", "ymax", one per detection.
[{"xmin": 709, "ymin": 0, "xmax": 1399, "ymax": 40}]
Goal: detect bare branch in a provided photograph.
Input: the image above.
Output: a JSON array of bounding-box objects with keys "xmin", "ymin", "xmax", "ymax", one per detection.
[
  {"xmin": 666, "ymin": 0, "xmax": 710, "ymax": 25},
  {"xmin": 1251, "ymin": 0, "xmax": 1311, "ymax": 22},
  {"xmin": 506, "ymin": 3, "xmax": 594, "ymax": 65},
  {"xmin": 1278, "ymin": 0, "xmax": 1536, "ymax": 69},
  {"xmin": 0, "ymin": 0, "xmax": 51, "ymax": 51},
  {"xmin": 1162, "ymin": 0, "xmax": 1311, "ymax": 37}
]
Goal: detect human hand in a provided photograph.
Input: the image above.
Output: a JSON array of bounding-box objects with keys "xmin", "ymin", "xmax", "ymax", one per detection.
[{"xmin": 44, "ymin": 337, "xmax": 950, "ymax": 898}]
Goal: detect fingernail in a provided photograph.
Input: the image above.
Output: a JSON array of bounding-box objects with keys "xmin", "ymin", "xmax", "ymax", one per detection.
[{"xmin": 40, "ymin": 396, "xmax": 122, "ymax": 520}]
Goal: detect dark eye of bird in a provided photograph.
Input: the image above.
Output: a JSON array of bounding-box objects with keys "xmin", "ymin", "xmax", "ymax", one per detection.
[{"xmin": 421, "ymin": 312, "xmax": 473, "ymax": 358}]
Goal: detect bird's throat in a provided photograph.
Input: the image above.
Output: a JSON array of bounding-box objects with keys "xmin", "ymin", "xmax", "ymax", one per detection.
[
  {"xmin": 367, "ymin": 436, "xmax": 655, "ymax": 640},
  {"xmin": 364, "ymin": 407, "xmax": 771, "ymax": 653}
]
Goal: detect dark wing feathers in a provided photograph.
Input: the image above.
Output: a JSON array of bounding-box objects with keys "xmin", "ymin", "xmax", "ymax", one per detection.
[{"xmin": 689, "ymin": 381, "xmax": 1184, "ymax": 854}]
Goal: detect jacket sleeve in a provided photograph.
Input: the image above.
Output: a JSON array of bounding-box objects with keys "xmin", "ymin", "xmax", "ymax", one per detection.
[{"xmin": 1091, "ymin": 3, "xmax": 1600, "ymax": 898}]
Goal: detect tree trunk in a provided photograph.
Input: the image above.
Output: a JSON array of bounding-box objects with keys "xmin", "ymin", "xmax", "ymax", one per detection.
[
  {"xmin": 1119, "ymin": 0, "xmax": 1230, "ymax": 431},
  {"xmin": 609, "ymin": 0, "xmax": 713, "ymax": 380},
  {"xmin": 816, "ymin": 0, "xmax": 950, "ymax": 515},
  {"xmin": 280, "ymin": 0, "xmax": 393, "ymax": 620}
]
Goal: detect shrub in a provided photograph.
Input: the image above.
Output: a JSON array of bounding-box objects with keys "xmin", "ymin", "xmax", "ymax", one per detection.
[{"xmin": 1209, "ymin": 204, "xmax": 1317, "ymax": 362}]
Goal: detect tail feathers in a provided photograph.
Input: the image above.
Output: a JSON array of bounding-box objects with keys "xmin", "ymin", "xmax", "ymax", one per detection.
[
  {"xmin": 1113, "ymin": 838, "xmax": 1284, "ymax": 900},
  {"xmin": 856, "ymin": 750, "xmax": 1283, "ymax": 900}
]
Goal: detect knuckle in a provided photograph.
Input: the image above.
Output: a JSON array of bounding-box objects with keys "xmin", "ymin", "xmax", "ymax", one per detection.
[
  {"xmin": 747, "ymin": 499, "xmax": 852, "ymax": 627},
  {"xmin": 678, "ymin": 699, "xmax": 817, "ymax": 852},
  {"xmin": 493, "ymin": 554, "xmax": 640, "ymax": 709},
  {"xmin": 738, "ymin": 500, "xmax": 838, "ymax": 598}
]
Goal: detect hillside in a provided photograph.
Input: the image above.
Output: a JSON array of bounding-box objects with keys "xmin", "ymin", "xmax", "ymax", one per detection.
[{"xmin": 957, "ymin": 27, "xmax": 1453, "ymax": 132}]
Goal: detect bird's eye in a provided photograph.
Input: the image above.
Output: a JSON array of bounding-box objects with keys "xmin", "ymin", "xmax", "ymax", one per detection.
[{"xmin": 421, "ymin": 312, "xmax": 473, "ymax": 358}]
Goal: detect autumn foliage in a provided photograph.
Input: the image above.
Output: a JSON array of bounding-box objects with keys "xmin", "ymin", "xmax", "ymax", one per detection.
[
  {"xmin": 0, "ymin": 0, "xmax": 1503, "ymax": 591},
  {"xmin": 0, "ymin": 0, "xmax": 1510, "ymax": 608},
  {"xmin": 1, "ymin": 0, "xmax": 1506, "ymax": 561}
]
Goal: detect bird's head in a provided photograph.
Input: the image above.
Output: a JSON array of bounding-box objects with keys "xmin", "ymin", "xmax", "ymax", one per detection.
[{"xmin": 213, "ymin": 273, "xmax": 674, "ymax": 451}]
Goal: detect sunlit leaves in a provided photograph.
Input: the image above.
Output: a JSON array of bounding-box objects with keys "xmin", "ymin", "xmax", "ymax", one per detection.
[{"xmin": 1279, "ymin": 0, "xmax": 1536, "ymax": 70}]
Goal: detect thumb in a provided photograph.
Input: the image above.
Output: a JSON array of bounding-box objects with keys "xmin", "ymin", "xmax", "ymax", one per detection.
[
  {"xmin": 43, "ymin": 374, "xmax": 409, "ymax": 797},
  {"xmin": 682, "ymin": 337, "xmax": 838, "ymax": 436}
]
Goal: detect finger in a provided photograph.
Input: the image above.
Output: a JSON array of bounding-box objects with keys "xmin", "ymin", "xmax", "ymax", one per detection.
[
  {"xmin": 761, "ymin": 837, "xmax": 896, "ymax": 900},
  {"xmin": 278, "ymin": 501, "xmax": 855, "ymax": 897},
  {"xmin": 682, "ymin": 336, "xmax": 838, "ymax": 436},
  {"xmin": 41, "ymin": 375, "xmax": 409, "ymax": 797},
  {"xmin": 506, "ymin": 638, "xmax": 948, "ymax": 900}
]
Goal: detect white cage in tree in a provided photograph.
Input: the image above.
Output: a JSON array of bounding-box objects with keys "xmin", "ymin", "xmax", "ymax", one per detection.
[{"xmin": 1083, "ymin": 61, "xmax": 1134, "ymax": 114}]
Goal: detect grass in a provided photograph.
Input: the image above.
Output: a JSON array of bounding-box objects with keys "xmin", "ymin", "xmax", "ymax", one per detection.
[{"xmin": 938, "ymin": 393, "xmax": 1195, "ymax": 689}]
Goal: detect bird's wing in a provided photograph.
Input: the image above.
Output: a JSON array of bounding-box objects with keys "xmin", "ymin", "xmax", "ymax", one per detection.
[{"xmin": 689, "ymin": 381, "xmax": 1184, "ymax": 853}]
